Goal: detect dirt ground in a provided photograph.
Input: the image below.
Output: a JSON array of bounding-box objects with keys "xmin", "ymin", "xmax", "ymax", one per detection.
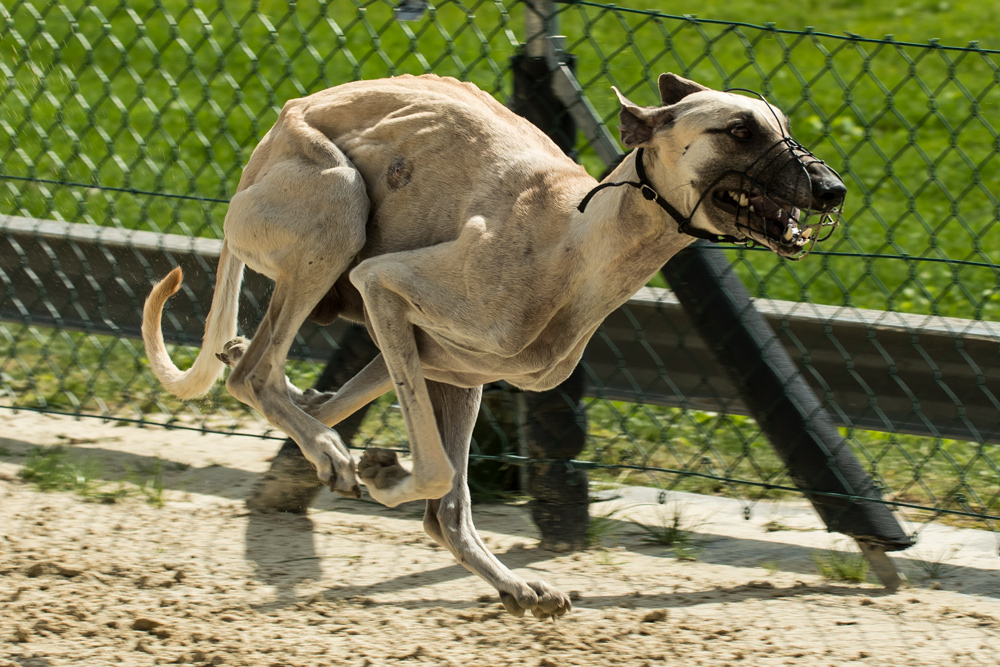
[{"xmin": 1, "ymin": 409, "xmax": 999, "ymax": 667}]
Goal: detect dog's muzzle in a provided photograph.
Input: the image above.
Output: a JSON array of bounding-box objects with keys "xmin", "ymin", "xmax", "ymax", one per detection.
[{"xmin": 701, "ymin": 136, "xmax": 846, "ymax": 260}]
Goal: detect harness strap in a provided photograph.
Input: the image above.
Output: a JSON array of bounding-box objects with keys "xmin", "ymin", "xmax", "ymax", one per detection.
[{"xmin": 577, "ymin": 148, "xmax": 742, "ymax": 245}]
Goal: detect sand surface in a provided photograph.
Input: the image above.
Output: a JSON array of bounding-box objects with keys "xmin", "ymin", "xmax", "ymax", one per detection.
[{"xmin": 1, "ymin": 409, "xmax": 998, "ymax": 666}]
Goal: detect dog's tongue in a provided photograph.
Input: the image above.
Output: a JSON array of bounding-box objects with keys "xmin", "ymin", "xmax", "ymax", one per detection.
[{"xmin": 748, "ymin": 195, "xmax": 798, "ymax": 225}]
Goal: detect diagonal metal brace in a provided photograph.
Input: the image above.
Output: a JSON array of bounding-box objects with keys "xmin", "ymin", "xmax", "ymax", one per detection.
[
  {"xmin": 858, "ymin": 541, "xmax": 906, "ymax": 591},
  {"xmin": 550, "ymin": 64, "xmax": 624, "ymax": 166}
]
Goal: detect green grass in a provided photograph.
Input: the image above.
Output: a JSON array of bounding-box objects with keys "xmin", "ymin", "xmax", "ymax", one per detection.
[
  {"xmin": 123, "ymin": 458, "xmax": 167, "ymax": 507},
  {"xmin": 631, "ymin": 502, "xmax": 706, "ymax": 560},
  {"xmin": 587, "ymin": 504, "xmax": 626, "ymax": 548},
  {"xmin": 0, "ymin": 322, "xmax": 328, "ymax": 429},
  {"xmin": 759, "ymin": 558, "xmax": 782, "ymax": 575},
  {"xmin": 908, "ymin": 544, "xmax": 961, "ymax": 580},
  {"xmin": 18, "ymin": 446, "xmax": 105, "ymax": 494},
  {"xmin": 17, "ymin": 445, "xmax": 169, "ymax": 505},
  {"xmin": 813, "ymin": 543, "xmax": 871, "ymax": 582}
]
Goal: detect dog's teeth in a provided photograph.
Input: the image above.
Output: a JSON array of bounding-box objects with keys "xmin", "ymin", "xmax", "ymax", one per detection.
[
  {"xmin": 749, "ymin": 205, "xmax": 755, "ymax": 213},
  {"xmin": 801, "ymin": 227, "xmax": 813, "ymax": 239},
  {"xmin": 738, "ymin": 193, "xmax": 749, "ymax": 207},
  {"xmin": 783, "ymin": 227, "xmax": 795, "ymax": 241}
]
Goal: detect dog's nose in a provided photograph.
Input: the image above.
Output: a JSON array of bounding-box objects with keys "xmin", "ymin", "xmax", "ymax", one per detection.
[{"xmin": 811, "ymin": 173, "xmax": 847, "ymax": 210}]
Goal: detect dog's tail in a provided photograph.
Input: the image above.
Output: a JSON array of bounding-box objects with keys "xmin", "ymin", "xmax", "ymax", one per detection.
[{"xmin": 141, "ymin": 242, "xmax": 245, "ymax": 400}]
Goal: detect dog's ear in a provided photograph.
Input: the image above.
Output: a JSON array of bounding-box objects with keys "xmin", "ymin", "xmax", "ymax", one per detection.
[
  {"xmin": 613, "ymin": 86, "xmax": 674, "ymax": 148},
  {"xmin": 657, "ymin": 73, "xmax": 710, "ymax": 106}
]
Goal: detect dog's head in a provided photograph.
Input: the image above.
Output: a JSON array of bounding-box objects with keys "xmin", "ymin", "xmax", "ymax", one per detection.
[{"xmin": 614, "ymin": 73, "xmax": 845, "ymax": 258}]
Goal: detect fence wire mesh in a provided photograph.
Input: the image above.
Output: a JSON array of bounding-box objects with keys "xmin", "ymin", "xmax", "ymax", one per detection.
[{"xmin": 1, "ymin": 0, "xmax": 998, "ymax": 534}]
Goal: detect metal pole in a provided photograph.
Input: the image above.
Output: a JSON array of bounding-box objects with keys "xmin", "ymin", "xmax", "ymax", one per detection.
[
  {"xmin": 524, "ymin": 1, "xmax": 560, "ymax": 64},
  {"xmin": 512, "ymin": 0, "xmax": 590, "ymax": 550}
]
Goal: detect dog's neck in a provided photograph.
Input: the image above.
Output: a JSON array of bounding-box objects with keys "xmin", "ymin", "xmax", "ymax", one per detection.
[{"xmin": 572, "ymin": 149, "xmax": 699, "ymax": 289}]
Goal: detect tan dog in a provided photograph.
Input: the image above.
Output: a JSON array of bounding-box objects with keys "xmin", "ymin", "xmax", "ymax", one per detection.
[{"xmin": 142, "ymin": 73, "xmax": 845, "ymax": 619}]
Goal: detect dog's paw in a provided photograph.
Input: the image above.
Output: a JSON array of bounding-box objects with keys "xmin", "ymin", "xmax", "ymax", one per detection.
[
  {"xmin": 357, "ymin": 447, "xmax": 410, "ymax": 491},
  {"xmin": 216, "ymin": 337, "xmax": 251, "ymax": 367},
  {"xmin": 300, "ymin": 432, "xmax": 361, "ymax": 499},
  {"xmin": 497, "ymin": 581, "xmax": 572, "ymax": 621}
]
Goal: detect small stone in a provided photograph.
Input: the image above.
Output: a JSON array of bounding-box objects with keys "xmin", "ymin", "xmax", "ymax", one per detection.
[
  {"xmin": 568, "ymin": 590, "xmax": 582, "ymax": 602},
  {"xmin": 132, "ymin": 618, "xmax": 163, "ymax": 632},
  {"xmin": 25, "ymin": 563, "xmax": 47, "ymax": 578},
  {"xmin": 642, "ymin": 609, "xmax": 668, "ymax": 623}
]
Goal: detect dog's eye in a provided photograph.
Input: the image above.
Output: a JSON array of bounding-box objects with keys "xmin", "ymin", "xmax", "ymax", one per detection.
[{"xmin": 730, "ymin": 125, "xmax": 752, "ymax": 141}]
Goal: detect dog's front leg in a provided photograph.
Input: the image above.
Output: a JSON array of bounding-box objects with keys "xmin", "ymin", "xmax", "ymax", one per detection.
[
  {"xmin": 349, "ymin": 261, "xmax": 456, "ymax": 507},
  {"xmin": 422, "ymin": 381, "xmax": 572, "ymax": 620},
  {"xmin": 293, "ymin": 353, "xmax": 394, "ymax": 426}
]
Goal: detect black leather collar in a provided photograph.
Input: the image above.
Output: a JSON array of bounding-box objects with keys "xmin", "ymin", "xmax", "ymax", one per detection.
[{"xmin": 577, "ymin": 148, "xmax": 743, "ymax": 244}]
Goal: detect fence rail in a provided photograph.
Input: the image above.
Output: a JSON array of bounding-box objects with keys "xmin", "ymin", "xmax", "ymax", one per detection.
[
  {"xmin": 2, "ymin": 0, "xmax": 999, "ymax": 533},
  {"xmin": 5, "ymin": 213, "xmax": 1000, "ymax": 448}
]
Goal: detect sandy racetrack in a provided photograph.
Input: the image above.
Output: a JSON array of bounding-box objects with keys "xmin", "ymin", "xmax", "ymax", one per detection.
[{"xmin": 1, "ymin": 410, "xmax": 998, "ymax": 667}]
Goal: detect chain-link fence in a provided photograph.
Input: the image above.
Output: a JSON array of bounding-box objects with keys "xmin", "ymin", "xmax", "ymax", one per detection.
[{"xmin": 2, "ymin": 0, "xmax": 998, "ymax": 536}]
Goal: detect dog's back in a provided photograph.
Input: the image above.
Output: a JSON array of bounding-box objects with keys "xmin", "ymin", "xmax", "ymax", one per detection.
[{"xmin": 249, "ymin": 74, "xmax": 595, "ymax": 257}]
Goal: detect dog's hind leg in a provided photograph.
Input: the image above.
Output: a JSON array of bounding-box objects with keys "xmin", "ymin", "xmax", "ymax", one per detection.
[
  {"xmin": 421, "ymin": 381, "xmax": 572, "ymax": 620},
  {"xmin": 224, "ymin": 277, "xmax": 362, "ymax": 497},
  {"xmin": 220, "ymin": 120, "xmax": 370, "ymax": 496}
]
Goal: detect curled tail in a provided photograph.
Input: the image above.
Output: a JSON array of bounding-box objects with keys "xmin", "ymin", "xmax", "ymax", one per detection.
[{"xmin": 141, "ymin": 242, "xmax": 245, "ymax": 400}]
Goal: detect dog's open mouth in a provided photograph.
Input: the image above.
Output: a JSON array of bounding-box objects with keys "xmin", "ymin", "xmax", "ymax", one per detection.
[{"xmin": 712, "ymin": 188, "xmax": 832, "ymax": 258}]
